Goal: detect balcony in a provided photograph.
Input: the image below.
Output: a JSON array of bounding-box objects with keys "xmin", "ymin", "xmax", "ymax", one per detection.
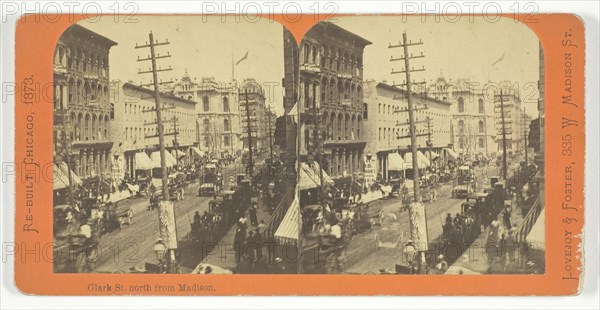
[
  {"xmin": 300, "ymin": 63, "xmax": 321, "ymax": 74},
  {"xmin": 337, "ymin": 72, "xmax": 353, "ymax": 80},
  {"xmin": 53, "ymin": 65, "xmax": 68, "ymax": 75}
]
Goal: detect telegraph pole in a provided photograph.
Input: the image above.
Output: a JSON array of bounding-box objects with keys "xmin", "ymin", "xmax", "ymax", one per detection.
[
  {"xmin": 523, "ymin": 108, "xmax": 528, "ymax": 167},
  {"xmin": 390, "ymin": 32, "xmax": 425, "ymax": 203},
  {"xmin": 244, "ymin": 89, "xmax": 254, "ymax": 177},
  {"xmin": 390, "ymin": 32, "xmax": 429, "ymax": 263},
  {"xmin": 312, "ymin": 95, "xmax": 325, "ymax": 208},
  {"xmin": 267, "ymin": 107, "xmax": 275, "ymax": 181},
  {"xmin": 172, "ymin": 116, "xmax": 180, "ymax": 166},
  {"xmin": 496, "ymin": 90, "xmax": 508, "ymax": 180},
  {"xmin": 60, "ymin": 103, "xmax": 75, "ymax": 206},
  {"xmin": 136, "ymin": 32, "xmax": 179, "ymax": 273}
]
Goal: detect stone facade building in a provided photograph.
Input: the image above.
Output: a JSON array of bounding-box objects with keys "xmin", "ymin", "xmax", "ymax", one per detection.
[
  {"xmin": 53, "ymin": 24, "xmax": 117, "ymax": 180},
  {"xmin": 172, "ymin": 74, "xmax": 241, "ymax": 157},
  {"xmin": 428, "ymin": 77, "xmax": 497, "ymax": 157},
  {"xmin": 293, "ymin": 22, "xmax": 371, "ymax": 180}
]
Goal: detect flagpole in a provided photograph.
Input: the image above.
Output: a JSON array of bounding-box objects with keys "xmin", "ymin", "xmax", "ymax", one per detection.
[{"xmin": 231, "ymin": 47, "xmax": 234, "ymax": 81}]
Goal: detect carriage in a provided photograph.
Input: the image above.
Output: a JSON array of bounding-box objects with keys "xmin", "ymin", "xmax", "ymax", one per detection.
[{"xmin": 53, "ymin": 205, "xmax": 100, "ymax": 273}]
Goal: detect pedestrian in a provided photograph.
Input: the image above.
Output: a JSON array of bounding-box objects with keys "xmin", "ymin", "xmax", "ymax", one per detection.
[
  {"xmin": 503, "ymin": 207, "xmax": 512, "ymax": 229},
  {"xmin": 233, "ymin": 228, "xmax": 244, "ymax": 263},
  {"xmin": 257, "ymin": 220, "xmax": 266, "ymax": 232},
  {"xmin": 254, "ymin": 227, "xmax": 263, "ymax": 261},
  {"xmin": 435, "ymin": 254, "xmax": 448, "ymax": 274},
  {"xmin": 245, "ymin": 230, "xmax": 257, "ymax": 263},
  {"xmin": 249, "ymin": 203, "xmax": 258, "ymax": 226}
]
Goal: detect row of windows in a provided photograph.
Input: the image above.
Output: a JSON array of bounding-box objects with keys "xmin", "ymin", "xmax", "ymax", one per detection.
[
  {"xmin": 54, "ymin": 80, "xmax": 110, "ymax": 109},
  {"xmin": 55, "ymin": 45, "xmax": 108, "ymax": 78},
  {"xmin": 457, "ymin": 97, "xmax": 486, "ymax": 114},
  {"xmin": 457, "ymin": 120, "xmax": 487, "ymax": 134},
  {"xmin": 201, "ymin": 118, "xmax": 232, "ymax": 132},
  {"xmin": 64, "ymin": 112, "xmax": 110, "ymax": 141},
  {"xmin": 458, "ymin": 137, "xmax": 486, "ymax": 149},
  {"xmin": 203, "ymin": 135, "xmax": 232, "ymax": 148},
  {"xmin": 378, "ymin": 127, "xmax": 450, "ymax": 142},
  {"xmin": 301, "ymin": 42, "xmax": 363, "ymax": 77},
  {"xmin": 201, "ymin": 95, "xmax": 230, "ymax": 112},
  {"xmin": 124, "ymin": 127, "xmax": 195, "ymax": 142}
]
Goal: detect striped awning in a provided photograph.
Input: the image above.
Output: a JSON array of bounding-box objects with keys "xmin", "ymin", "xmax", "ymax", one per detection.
[
  {"xmin": 134, "ymin": 152, "xmax": 154, "ymax": 170},
  {"xmin": 274, "ymin": 195, "xmax": 299, "ymax": 245},
  {"xmin": 53, "ymin": 162, "xmax": 82, "ymax": 190},
  {"xmin": 526, "ymin": 208, "xmax": 545, "ymax": 250},
  {"xmin": 298, "ymin": 162, "xmax": 333, "ymax": 190}
]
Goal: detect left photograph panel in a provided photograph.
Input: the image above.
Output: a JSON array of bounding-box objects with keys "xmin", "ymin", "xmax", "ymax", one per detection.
[{"xmin": 52, "ymin": 16, "xmax": 299, "ymax": 274}]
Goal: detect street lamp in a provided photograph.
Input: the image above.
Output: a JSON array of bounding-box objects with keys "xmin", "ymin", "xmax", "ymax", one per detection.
[
  {"xmin": 153, "ymin": 238, "xmax": 167, "ymax": 273},
  {"xmin": 403, "ymin": 239, "xmax": 417, "ymax": 265}
]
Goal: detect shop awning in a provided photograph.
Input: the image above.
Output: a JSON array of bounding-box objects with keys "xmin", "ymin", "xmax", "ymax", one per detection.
[
  {"xmin": 53, "ymin": 162, "xmax": 82, "ymax": 190},
  {"xmin": 403, "ymin": 152, "xmax": 430, "ymax": 169},
  {"xmin": 134, "ymin": 152, "xmax": 154, "ymax": 170},
  {"xmin": 274, "ymin": 195, "xmax": 299, "ymax": 245},
  {"xmin": 172, "ymin": 149, "xmax": 186, "ymax": 158},
  {"xmin": 191, "ymin": 147, "xmax": 204, "ymax": 158},
  {"xmin": 425, "ymin": 150, "xmax": 440, "ymax": 161},
  {"xmin": 151, "ymin": 151, "xmax": 177, "ymax": 168},
  {"xmin": 298, "ymin": 162, "xmax": 333, "ymax": 190},
  {"xmin": 417, "ymin": 151, "xmax": 431, "ymax": 167},
  {"xmin": 526, "ymin": 208, "xmax": 545, "ymax": 250},
  {"xmin": 388, "ymin": 152, "xmax": 405, "ymax": 171},
  {"xmin": 444, "ymin": 148, "xmax": 459, "ymax": 161}
]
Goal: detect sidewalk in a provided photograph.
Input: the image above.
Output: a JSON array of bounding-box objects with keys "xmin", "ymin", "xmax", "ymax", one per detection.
[
  {"xmin": 201, "ymin": 197, "xmax": 274, "ymax": 271},
  {"xmin": 445, "ymin": 202, "xmax": 545, "ymax": 275}
]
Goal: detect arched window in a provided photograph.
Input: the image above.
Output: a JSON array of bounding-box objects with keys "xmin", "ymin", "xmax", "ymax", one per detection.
[
  {"xmin": 479, "ymin": 120, "xmax": 485, "ymax": 133},
  {"xmin": 187, "ymin": 95, "xmax": 192, "ymax": 100},
  {"xmin": 223, "ymin": 135, "xmax": 230, "ymax": 147},
  {"xmin": 223, "ymin": 118, "xmax": 230, "ymax": 131},
  {"xmin": 458, "ymin": 120, "xmax": 465, "ymax": 135},
  {"xmin": 458, "ymin": 97, "xmax": 465, "ymax": 113},
  {"xmin": 203, "ymin": 118, "xmax": 210, "ymax": 132},
  {"xmin": 478, "ymin": 137, "xmax": 485, "ymax": 148},
  {"xmin": 203, "ymin": 96, "xmax": 209, "ymax": 111},
  {"xmin": 104, "ymin": 115, "xmax": 109, "ymax": 138},
  {"xmin": 223, "ymin": 96, "xmax": 230, "ymax": 112},
  {"xmin": 478, "ymin": 98, "xmax": 485, "ymax": 113}
]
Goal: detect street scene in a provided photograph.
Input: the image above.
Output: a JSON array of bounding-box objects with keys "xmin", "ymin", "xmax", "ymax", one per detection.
[
  {"xmin": 292, "ymin": 17, "xmax": 545, "ymax": 274},
  {"xmin": 52, "ymin": 17, "xmax": 298, "ymax": 274}
]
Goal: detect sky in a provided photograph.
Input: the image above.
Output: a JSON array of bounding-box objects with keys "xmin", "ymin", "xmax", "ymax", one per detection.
[
  {"xmin": 78, "ymin": 15, "xmax": 541, "ymax": 117},
  {"xmin": 332, "ymin": 16, "xmax": 541, "ymax": 116},
  {"xmin": 78, "ymin": 16, "xmax": 286, "ymax": 115}
]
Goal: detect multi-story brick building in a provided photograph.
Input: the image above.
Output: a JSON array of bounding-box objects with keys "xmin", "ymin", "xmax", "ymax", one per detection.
[
  {"xmin": 172, "ymin": 74, "xmax": 241, "ymax": 157},
  {"xmin": 53, "ymin": 24, "xmax": 117, "ymax": 181},
  {"xmin": 363, "ymin": 80, "xmax": 452, "ymax": 180},
  {"xmin": 110, "ymin": 81, "xmax": 197, "ymax": 178},
  {"xmin": 289, "ymin": 21, "xmax": 371, "ymax": 181}
]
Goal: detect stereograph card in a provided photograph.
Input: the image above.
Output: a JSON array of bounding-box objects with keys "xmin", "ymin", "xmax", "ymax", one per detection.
[{"xmin": 11, "ymin": 11, "xmax": 585, "ymax": 296}]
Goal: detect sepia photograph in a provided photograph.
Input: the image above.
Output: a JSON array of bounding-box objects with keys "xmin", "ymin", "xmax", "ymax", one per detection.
[
  {"xmin": 51, "ymin": 16, "xmax": 299, "ymax": 274},
  {"xmin": 291, "ymin": 16, "xmax": 545, "ymax": 275},
  {"xmin": 52, "ymin": 14, "xmax": 544, "ymax": 276}
]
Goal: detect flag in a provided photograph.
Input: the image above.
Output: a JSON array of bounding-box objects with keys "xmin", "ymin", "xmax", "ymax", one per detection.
[
  {"xmin": 491, "ymin": 53, "xmax": 505, "ymax": 67},
  {"xmin": 235, "ymin": 51, "xmax": 249, "ymax": 65}
]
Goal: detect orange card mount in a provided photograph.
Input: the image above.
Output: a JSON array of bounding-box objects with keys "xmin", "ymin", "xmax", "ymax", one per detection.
[{"xmin": 13, "ymin": 13, "xmax": 584, "ymax": 295}]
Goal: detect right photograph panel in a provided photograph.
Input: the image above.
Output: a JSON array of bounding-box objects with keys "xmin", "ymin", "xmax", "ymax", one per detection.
[{"xmin": 287, "ymin": 16, "xmax": 545, "ymax": 275}]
